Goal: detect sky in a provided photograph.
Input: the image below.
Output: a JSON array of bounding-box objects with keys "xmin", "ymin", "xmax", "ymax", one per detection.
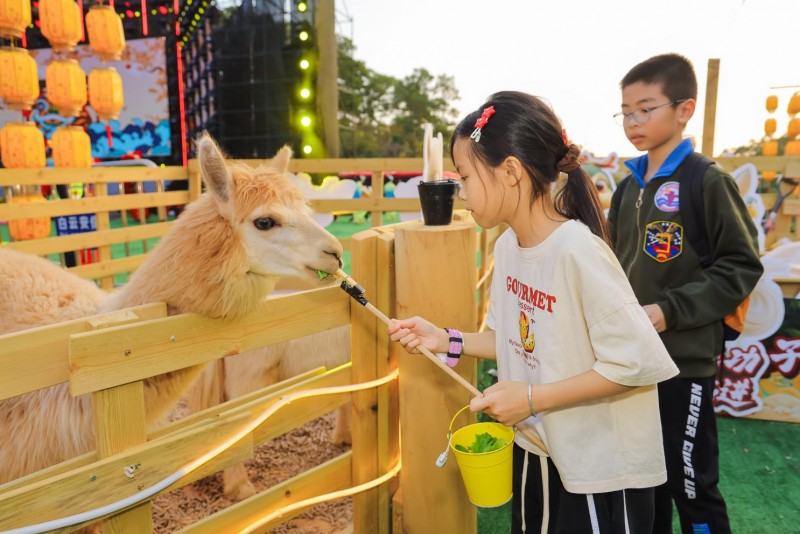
[{"xmin": 335, "ymin": 0, "xmax": 800, "ymax": 158}]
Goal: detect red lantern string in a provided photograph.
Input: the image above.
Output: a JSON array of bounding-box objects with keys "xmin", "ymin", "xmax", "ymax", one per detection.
[
  {"xmin": 77, "ymin": 0, "xmax": 86, "ymax": 42},
  {"xmin": 105, "ymin": 122, "xmax": 113, "ymax": 149},
  {"xmin": 141, "ymin": 0, "xmax": 148, "ymax": 35}
]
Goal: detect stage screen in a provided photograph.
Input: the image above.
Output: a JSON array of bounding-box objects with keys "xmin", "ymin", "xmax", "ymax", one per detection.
[{"xmin": 0, "ymin": 37, "xmax": 171, "ymax": 160}]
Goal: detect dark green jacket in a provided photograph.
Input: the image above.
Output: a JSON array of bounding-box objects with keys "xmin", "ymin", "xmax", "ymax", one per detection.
[{"xmin": 608, "ymin": 158, "xmax": 763, "ymax": 378}]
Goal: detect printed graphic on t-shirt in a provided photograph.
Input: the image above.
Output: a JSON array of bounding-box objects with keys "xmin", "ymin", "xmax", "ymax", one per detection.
[
  {"xmin": 505, "ymin": 276, "xmax": 556, "ymax": 370},
  {"xmin": 518, "ymin": 310, "xmax": 535, "ymax": 353},
  {"xmin": 654, "ymin": 181, "xmax": 680, "ymax": 212},
  {"xmin": 643, "ymin": 221, "xmax": 683, "ymax": 262}
]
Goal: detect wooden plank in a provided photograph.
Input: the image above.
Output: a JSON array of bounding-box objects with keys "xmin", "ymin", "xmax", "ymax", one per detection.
[
  {"xmin": 311, "ymin": 197, "xmax": 465, "ymax": 213},
  {"xmin": 0, "ymin": 190, "xmax": 189, "ymax": 220},
  {"xmin": 69, "ymin": 255, "xmax": 147, "ymax": 280},
  {"xmin": 0, "ymin": 166, "xmax": 189, "ymax": 186},
  {"xmin": 350, "ymin": 229, "xmax": 380, "ymax": 534},
  {"xmin": 89, "ymin": 310, "xmax": 153, "ymax": 533},
  {"xmin": 179, "ymin": 453, "xmax": 352, "ymax": 534},
  {"xmin": 394, "ymin": 220, "xmax": 478, "ymax": 534},
  {"xmin": 222, "ymin": 157, "xmax": 456, "ymax": 174},
  {"xmin": 0, "ymin": 413, "xmax": 252, "ymax": 532},
  {"xmin": 93, "ymin": 182, "xmax": 114, "ymax": 290},
  {"xmin": 0, "ymin": 303, "xmax": 167, "ymax": 401},
  {"xmin": 148, "ymin": 367, "xmax": 330, "ymax": 439},
  {"xmin": 165, "ymin": 364, "xmax": 352, "ymax": 446},
  {"xmin": 713, "ymin": 155, "xmax": 800, "ymax": 172},
  {"xmin": 375, "ymin": 231, "xmax": 398, "ymax": 534},
  {"xmin": 93, "ymin": 382, "xmax": 152, "ymax": 533},
  {"xmin": 786, "ymin": 161, "xmax": 800, "ymax": 178},
  {"xmin": 2, "ymin": 221, "xmax": 172, "ymax": 256},
  {"xmin": 69, "ymin": 287, "xmax": 350, "ymax": 395},
  {"xmin": 701, "ymin": 58, "xmax": 720, "ymax": 157}
]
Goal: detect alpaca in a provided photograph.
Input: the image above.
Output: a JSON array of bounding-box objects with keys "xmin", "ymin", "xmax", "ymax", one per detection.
[{"xmin": 0, "ymin": 133, "xmax": 343, "ymax": 485}]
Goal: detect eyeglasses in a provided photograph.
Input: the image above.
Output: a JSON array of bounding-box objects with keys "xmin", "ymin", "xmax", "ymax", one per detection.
[{"xmin": 613, "ymin": 100, "xmax": 686, "ymax": 126}]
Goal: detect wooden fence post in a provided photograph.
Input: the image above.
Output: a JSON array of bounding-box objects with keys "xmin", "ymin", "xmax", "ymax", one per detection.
[
  {"xmin": 394, "ymin": 220, "xmax": 478, "ymax": 533},
  {"xmin": 87, "ymin": 313, "xmax": 153, "ymax": 533}
]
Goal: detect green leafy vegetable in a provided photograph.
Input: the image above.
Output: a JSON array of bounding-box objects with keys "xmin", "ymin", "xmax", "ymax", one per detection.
[
  {"xmin": 457, "ymin": 432, "xmax": 507, "ymax": 453},
  {"xmin": 315, "ymin": 269, "xmax": 330, "ymax": 280}
]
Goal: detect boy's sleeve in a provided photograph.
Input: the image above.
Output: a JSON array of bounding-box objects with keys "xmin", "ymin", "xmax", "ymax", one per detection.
[{"xmin": 656, "ymin": 168, "xmax": 764, "ymax": 331}]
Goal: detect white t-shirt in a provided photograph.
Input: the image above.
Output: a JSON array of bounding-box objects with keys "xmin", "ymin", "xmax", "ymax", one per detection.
[{"xmin": 486, "ymin": 220, "xmax": 679, "ymax": 494}]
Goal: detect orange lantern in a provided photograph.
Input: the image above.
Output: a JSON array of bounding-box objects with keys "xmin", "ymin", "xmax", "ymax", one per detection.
[
  {"xmin": 86, "ymin": 4, "xmax": 125, "ymax": 61},
  {"xmin": 45, "ymin": 58, "xmax": 87, "ymax": 117},
  {"xmin": 766, "ymin": 95, "xmax": 778, "ymax": 113},
  {"xmin": 761, "ymin": 170, "xmax": 777, "ymax": 181},
  {"xmin": 789, "ymin": 93, "xmax": 800, "ymax": 116},
  {"xmin": 0, "ymin": 0, "xmax": 31, "ymax": 39},
  {"xmin": 786, "ymin": 140, "xmax": 800, "ymax": 156},
  {"xmin": 39, "ymin": 0, "xmax": 82, "ymax": 53},
  {"xmin": 788, "ymin": 118, "xmax": 800, "ymax": 139},
  {"xmin": 51, "ymin": 125, "xmax": 93, "ymax": 167},
  {"xmin": 88, "ymin": 66, "xmax": 123, "ymax": 121},
  {"xmin": 763, "ymin": 140, "xmax": 779, "ymax": 157},
  {"xmin": 765, "ymin": 118, "xmax": 777, "ymax": 137},
  {"xmin": 0, "ymin": 47, "xmax": 40, "ymax": 111},
  {"xmin": 0, "ymin": 122, "xmax": 46, "ymax": 168},
  {"xmin": 6, "ymin": 185, "xmax": 52, "ymax": 241}
]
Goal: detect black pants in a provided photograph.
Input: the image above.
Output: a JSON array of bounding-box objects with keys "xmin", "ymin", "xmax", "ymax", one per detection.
[
  {"xmin": 653, "ymin": 377, "xmax": 731, "ymax": 534},
  {"xmin": 512, "ymin": 444, "xmax": 655, "ymax": 533}
]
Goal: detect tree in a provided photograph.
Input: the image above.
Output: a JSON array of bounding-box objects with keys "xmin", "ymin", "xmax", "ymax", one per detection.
[{"xmin": 337, "ymin": 38, "xmax": 460, "ymax": 157}]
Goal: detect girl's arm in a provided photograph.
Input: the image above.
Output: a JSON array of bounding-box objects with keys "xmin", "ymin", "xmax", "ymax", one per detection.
[
  {"xmin": 388, "ymin": 317, "xmax": 497, "ymax": 360},
  {"xmin": 470, "ymin": 370, "xmax": 633, "ymax": 427}
]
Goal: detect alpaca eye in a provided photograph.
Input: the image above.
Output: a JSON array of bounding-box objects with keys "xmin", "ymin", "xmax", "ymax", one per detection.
[{"xmin": 253, "ymin": 217, "xmax": 277, "ymax": 231}]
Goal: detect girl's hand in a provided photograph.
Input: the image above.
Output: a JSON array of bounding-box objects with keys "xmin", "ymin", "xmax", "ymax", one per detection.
[
  {"xmin": 388, "ymin": 317, "xmax": 447, "ymax": 355},
  {"xmin": 469, "ymin": 381, "xmax": 530, "ymax": 426}
]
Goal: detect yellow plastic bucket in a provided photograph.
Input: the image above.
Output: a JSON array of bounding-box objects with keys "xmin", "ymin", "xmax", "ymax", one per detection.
[{"xmin": 447, "ymin": 406, "xmax": 515, "ymax": 508}]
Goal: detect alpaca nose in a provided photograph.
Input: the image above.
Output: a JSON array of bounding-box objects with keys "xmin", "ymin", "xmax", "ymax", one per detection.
[{"xmin": 326, "ymin": 250, "xmax": 342, "ymax": 268}]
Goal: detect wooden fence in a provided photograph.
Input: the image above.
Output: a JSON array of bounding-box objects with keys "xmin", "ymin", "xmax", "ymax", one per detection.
[{"xmin": 0, "ymin": 201, "xmax": 500, "ymax": 532}]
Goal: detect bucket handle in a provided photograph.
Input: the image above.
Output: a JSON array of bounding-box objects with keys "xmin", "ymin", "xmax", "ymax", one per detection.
[
  {"xmin": 436, "ymin": 405, "xmax": 471, "ymax": 468},
  {"xmin": 448, "ymin": 404, "xmax": 472, "ymax": 435}
]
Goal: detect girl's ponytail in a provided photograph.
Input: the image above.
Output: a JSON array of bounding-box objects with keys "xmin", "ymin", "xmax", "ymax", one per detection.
[{"xmin": 554, "ymin": 144, "xmax": 610, "ymax": 245}]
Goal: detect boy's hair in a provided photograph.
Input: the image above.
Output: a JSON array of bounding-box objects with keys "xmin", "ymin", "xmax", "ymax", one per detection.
[
  {"xmin": 450, "ymin": 91, "xmax": 608, "ymax": 244},
  {"xmin": 620, "ymin": 53, "xmax": 698, "ymax": 102}
]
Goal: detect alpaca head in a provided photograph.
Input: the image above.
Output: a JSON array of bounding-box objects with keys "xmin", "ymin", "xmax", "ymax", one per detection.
[{"xmin": 197, "ymin": 133, "xmax": 343, "ymax": 287}]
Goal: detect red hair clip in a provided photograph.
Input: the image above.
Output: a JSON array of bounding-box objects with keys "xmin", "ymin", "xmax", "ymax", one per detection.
[
  {"xmin": 469, "ymin": 106, "xmax": 496, "ymax": 143},
  {"xmin": 562, "ymin": 128, "xmax": 569, "ymax": 147}
]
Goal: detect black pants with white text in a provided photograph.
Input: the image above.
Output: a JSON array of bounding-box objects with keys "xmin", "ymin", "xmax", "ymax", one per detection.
[
  {"xmin": 653, "ymin": 376, "xmax": 730, "ymax": 534},
  {"xmin": 512, "ymin": 444, "xmax": 655, "ymax": 533}
]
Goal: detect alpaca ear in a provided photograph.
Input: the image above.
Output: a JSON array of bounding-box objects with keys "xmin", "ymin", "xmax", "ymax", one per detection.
[
  {"xmin": 197, "ymin": 133, "xmax": 231, "ymax": 203},
  {"xmin": 270, "ymin": 145, "xmax": 293, "ymax": 174}
]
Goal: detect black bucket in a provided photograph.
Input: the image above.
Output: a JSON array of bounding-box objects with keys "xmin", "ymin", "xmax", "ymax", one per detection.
[{"xmin": 418, "ymin": 179, "xmax": 460, "ymax": 226}]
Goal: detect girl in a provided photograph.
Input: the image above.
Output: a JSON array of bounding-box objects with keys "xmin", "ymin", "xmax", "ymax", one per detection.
[{"xmin": 389, "ymin": 91, "xmax": 678, "ymax": 533}]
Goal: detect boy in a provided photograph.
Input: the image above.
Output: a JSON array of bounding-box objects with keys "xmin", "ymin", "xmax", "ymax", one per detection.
[{"xmin": 607, "ymin": 54, "xmax": 763, "ymax": 533}]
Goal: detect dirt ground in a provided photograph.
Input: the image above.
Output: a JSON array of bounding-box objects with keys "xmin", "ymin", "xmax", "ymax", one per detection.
[{"xmin": 151, "ymin": 411, "xmax": 353, "ymax": 534}]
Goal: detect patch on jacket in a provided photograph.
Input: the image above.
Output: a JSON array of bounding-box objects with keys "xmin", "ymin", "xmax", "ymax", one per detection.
[
  {"xmin": 644, "ymin": 221, "xmax": 683, "ymax": 262},
  {"xmin": 654, "ymin": 181, "xmax": 680, "ymax": 212}
]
